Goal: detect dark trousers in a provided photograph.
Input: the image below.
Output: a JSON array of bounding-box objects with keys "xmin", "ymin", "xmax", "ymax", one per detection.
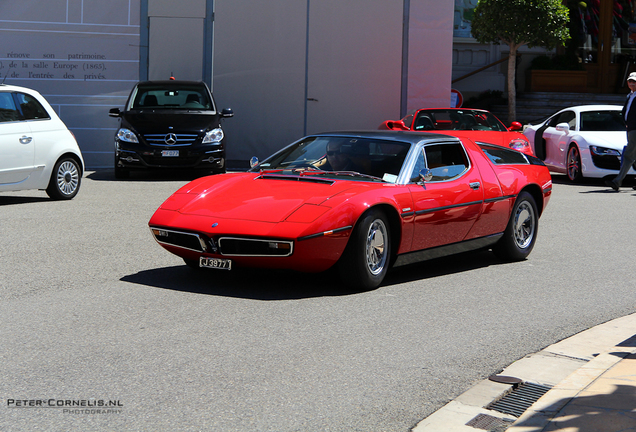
[{"xmin": 614, "ymin": 130, "xmax": 636, "ymax": 186}]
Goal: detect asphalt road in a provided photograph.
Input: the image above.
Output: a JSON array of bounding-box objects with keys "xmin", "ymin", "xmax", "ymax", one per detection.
[{"xmin": 1, "ymin": 171, "xmax": 635, "ymax": 432}]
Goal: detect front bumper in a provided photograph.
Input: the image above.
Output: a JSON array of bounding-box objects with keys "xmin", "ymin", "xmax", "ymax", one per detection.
[
  {"xmin": 149, "ymin": 223, "xmax": 350, "ymax": 273},
  {"xmin": 115, "ymin": 140, "xmax": 225, "ymax": 171},
  {"xmin": 583, "ymin": 147, "xmax": 636, "ymax": 177}
]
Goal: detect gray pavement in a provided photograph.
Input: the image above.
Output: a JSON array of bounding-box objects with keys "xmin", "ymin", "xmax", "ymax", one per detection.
[
  {"xmin": 414, "ymin": 312, "xmax": 636, "ymax": 431},
  {"xmin": 1, "ymin": 171, "xmax": 636, "ymax": 432}
]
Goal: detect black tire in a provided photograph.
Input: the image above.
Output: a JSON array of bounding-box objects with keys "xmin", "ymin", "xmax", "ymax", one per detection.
[
  {"xmin": 566, "ymin": 144, "xmax": 583, "ymax": 182},
  {"xmin": 493, "ymin": 191, "xmax": 538, "ymax": 261},
  {"xmin": 46, "ymin": 157, "xmax": 82, "ymax": 200},
  {"xmin": 337, "ymin": 209, "xmax": 391, "ymax": 290}
]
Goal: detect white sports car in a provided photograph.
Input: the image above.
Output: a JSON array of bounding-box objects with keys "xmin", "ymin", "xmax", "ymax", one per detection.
[{"xmin": 524, "ymin": 105, "xmax": 635, "ymax": 182}]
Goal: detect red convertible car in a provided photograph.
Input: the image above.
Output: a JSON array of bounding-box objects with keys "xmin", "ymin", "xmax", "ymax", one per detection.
[
  {"xmin": 149, "ymin": 131, "xmax": 552, "ymax": 289},
  {"xmin": 380, "ymin": 108, "xmax": 533, "ymax": 156}
]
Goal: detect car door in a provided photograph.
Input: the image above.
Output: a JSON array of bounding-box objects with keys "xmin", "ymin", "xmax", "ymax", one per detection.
[
  {"xmin": 407, "ymin": 141, "xmax": 484, "ymax": 251},
  {"xmin": 0, "ymin": 92, "xmax": 34, "ymax": 185},
  {"xmin": 541, "ymin": 110, "xmax": 576, "ymax": 170},
  {"xmin": 14, "ymin": 91, "xmax": 56, "ymax": 171}
]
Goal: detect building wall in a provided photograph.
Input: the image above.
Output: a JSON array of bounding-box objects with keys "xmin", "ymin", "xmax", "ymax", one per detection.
[
  {"xmin": 2, "ymin": 0, "xmax": 454, "ymax": 169},
  {"xmin": 407, "ymin": 1, "xmax": 454, "ymax": 111},
  {"xmin": 214, "ymin": 0, "xmax": 454, "ymax": 163},
  {"xmin": 146, "ymin": 0, "xmax": 208, "ymax": 81},
  {"xmin": 0, "ymin": 1, "xmax": 141, "ymax": 169}
]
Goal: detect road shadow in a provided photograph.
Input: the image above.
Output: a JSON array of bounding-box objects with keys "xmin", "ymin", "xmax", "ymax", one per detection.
[
  {"xmin": 121, "ymin": 249, "xmax": 504, "ymax": 300},
  {"xmin": 0, "ymin": 195, "xmax": 51, "ymax": 206},
  {"xmin": 87, "ymin": 169, "xmax": 205, "ymax": 183},
  {"xmin": 121, "ymin": 265, "xmax": 365, "ymax": 300},
  {"xmin": 383, "ymin": 249, "xmax": 501, "ymax": 286},
  {"xmin": 512, "ymin": 384, "xmax": 636, "ymax": 431},
  {"xmin": 551, "ymin": 173, "xmax": 636, "ymax": 192}
]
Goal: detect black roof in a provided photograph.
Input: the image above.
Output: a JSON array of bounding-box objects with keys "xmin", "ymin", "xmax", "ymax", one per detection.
[
  {"xmin": 309, "ymin": 130, "xmax": 461, "ymax": 144},
  {"xmin": 135, "ymin": 80, "xmax": 208, "ymax": 87}
]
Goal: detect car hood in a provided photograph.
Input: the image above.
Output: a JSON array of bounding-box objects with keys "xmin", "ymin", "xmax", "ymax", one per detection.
[
  {"xmin": 122, "ymin": 111, "xmax": 219, "ymax": 133},
  {"xmin": 575, "ymin": 131, "xmax": 626, "ymax": 149},
  {"xmin": 162, "ymin": 172, "xmax": 362, "ymax": 223}
]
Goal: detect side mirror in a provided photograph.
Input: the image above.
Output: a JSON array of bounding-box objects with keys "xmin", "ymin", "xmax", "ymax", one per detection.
[
  {"xmin": 419, "ymin": 168, "xmax": 433, "ymax": 183},
  {"xmin": 508, "ymin": 121, "xmax": 523, "ymax": 131},
  {"xmin": 221, "ymin": 108, "xmax": 234, "ymax": 118},
  {"xmin": 109, "ymin": 108, "xmax": 122, "ymax": 118},
  {"xmin": 555, "ymin": 122, "xmax": 570, "ymax": 133},
  {"xmin": 379, "ymin": 120, "xmax": 409, "ymax": 131},
  {"xmin": 249, "ymin": 156, "xmax": 259, "ymax": 169}
]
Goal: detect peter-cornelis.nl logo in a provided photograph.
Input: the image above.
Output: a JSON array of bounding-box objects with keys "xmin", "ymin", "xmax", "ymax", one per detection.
[{"xmin": 7, "ymin": 399, "xmax": 123, "ymax": 414}]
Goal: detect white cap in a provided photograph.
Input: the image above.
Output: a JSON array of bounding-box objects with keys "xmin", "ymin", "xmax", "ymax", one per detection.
[{"xmin": 628, "ymin": 72, "xmax": 636, "ymax": 82}]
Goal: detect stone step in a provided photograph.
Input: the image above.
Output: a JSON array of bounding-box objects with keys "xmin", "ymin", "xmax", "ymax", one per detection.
[{"xmin": 489, "ymin": 92, "xmax": 627, "ymax": 124}]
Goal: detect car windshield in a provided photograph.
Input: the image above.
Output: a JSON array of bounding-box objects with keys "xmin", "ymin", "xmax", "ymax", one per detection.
[
  {"xmin": 409, "ymin": 109, "xmax": 507, "ymax": 132},
  {"xmin": 579, "ymin": 110, "xmax": 625, "ymax": 132},
  {"xmin": 253, "ymin": 136, "xmax": 411, "ymax": 182},
  {"xmin": 128, "ymin": 84, "xmax": 214, "ymax": 111}
]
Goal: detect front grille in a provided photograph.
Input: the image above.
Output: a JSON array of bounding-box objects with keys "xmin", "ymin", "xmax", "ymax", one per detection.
[
  {"xmin": 151, "ymin": 228, "xmax": 206, "ymax": 252},
  {"xmin": 591, "ymin": 153, "xmax": 621, "ymax": 170},
  {"xmin": 141, "ymin": 153, "xmax": 201, "ymax": 167},
  {"xmin": 144, "ymin": 133, "xmax": 198, "ymax": 146},
  {"xmin": 218, "ymin": 237, "xmax": 293, "ymax": 257}
]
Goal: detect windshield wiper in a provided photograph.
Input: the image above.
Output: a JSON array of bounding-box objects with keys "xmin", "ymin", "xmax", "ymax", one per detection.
[
  {"xmin": 324, "ymin": 171, "xmax": 385, "ymax": 182},
  {"xmin": 258, "ymin": 168, "xmax": 384, "ymax": 182}
]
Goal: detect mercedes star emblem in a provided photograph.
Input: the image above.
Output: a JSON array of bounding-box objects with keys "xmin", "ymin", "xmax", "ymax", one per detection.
[{"xmin": 164, "ymin": 133, "xmax": 177, "ymax": 145}]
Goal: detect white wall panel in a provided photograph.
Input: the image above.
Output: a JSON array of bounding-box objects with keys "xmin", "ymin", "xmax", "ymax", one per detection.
[
  {"xmin": 305, "ymin": 0, "xmax": 403, "ymax": 134},
  {"xmin": 407, "ymin": 0, "xmax": 454, "ymax": 111},
  {"xmin": 0, "ymin": 0, "xmax": 141, "ymax": 169},
  {"xmin": 213, "ymin": 0, "xmax": 308, "ymax": 162}
]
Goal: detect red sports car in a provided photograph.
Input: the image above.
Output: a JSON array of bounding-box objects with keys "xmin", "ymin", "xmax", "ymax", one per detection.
[
  {"xmin": 149, "ymin": 131, "xmax": 552, "ymax": 289},
  {"xmin": 380, "ymin": 108, "xmax": 533, "ymax": 156}
]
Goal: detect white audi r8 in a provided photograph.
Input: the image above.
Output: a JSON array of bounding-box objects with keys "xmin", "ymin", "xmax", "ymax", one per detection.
[{"xmin": 524, "ymin": 105, "xmax": 635, "ymax": 182}]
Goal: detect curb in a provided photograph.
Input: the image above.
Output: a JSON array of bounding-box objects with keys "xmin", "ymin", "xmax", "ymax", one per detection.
[{"xmin": 412, "ymin": 312, "xmax": 636, "ymax": 432}]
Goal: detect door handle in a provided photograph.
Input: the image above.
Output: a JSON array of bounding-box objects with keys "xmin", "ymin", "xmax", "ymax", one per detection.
[
  {"xmin": 19, "ymin": 135, "xmax": 32, "ymax": 144},
  {"xmin": 469, "ymin": 182, "xmax": 480, "ymax": 190}
]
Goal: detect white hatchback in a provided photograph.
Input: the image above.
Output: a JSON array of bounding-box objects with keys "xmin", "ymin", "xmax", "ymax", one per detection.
[{"xmin": 0, "ymin": 84, "xmax": 84, "ymax": 199}]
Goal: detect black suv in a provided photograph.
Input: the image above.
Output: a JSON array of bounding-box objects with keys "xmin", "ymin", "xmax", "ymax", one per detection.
[{"xmin": 109, "ymin": 80, "xmax": 233, "ymax": 178}]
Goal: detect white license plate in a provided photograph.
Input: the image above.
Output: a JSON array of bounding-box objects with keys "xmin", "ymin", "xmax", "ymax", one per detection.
[
  {"xmin": 199, "ymin": 256, "xmax": 232, "ymax": 270},
  {"xmin": 161, "ymin": 150, "xmax": 179, "ymax": 157}
]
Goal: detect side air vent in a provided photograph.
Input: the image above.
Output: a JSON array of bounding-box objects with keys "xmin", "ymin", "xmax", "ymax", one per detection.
[{"xmin": 218, "ymin": 237, "xmax": 293, "ymax": 257}]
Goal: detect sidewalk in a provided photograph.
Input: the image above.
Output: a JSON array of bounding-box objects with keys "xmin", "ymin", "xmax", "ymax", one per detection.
[{"xmin": 413, "ymin": 313, "xmax": 636, "ymax": 431}]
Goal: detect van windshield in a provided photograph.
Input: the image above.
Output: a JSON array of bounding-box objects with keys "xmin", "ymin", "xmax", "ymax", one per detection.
[{"xmin": 129, "ymin": 84, "xmax": 215, "ymax": 112}]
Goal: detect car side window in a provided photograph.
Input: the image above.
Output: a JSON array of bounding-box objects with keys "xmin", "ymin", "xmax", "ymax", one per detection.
[
  {"xmin": 15, "ymin": 93, "xmax": 50, "ymax": 120},
  {"xmin": 410, "ymin": 142, "xmax": 469, "ymax": 182},
  {"xmin": 548, "ymin": 111, "xmax": 575, "ymax": 128},
  {"xmin": 0, "ymin": 92, "xmax": 20, "ymax": 123}
]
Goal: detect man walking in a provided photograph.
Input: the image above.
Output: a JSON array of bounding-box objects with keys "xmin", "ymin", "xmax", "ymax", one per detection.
[{"xmin": 606, "ymin": 72, "xmax": 636, "ymax": 191}]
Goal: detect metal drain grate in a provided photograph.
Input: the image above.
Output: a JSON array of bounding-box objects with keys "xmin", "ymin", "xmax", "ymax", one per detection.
[
  {"xmin": 487, "ymin": 382, "xmax": 552, "ymax": 417},
  {"xmin": 466, "ymin": 413, "xmax": 514, "ymax": 431}
]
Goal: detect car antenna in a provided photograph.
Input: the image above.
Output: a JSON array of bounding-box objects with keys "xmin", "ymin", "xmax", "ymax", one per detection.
[{"xmin": 0, "ymin": 73, "xmax": 8, "ymax": 86}]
